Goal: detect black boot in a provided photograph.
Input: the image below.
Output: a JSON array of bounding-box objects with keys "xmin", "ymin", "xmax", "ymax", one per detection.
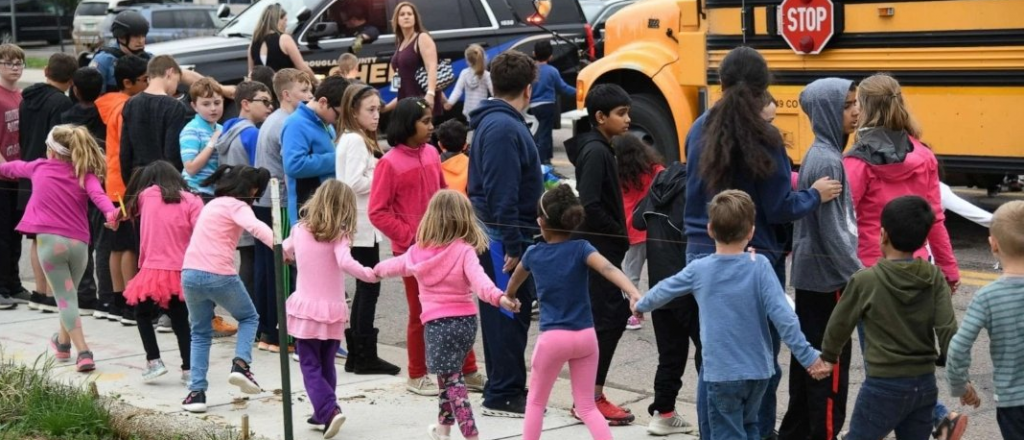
[
  {"xmin": 343, "ymin": 329, "xmax": 358, "ymax": 373},
  {"xmin": 352, "ymin": 329, "xmax": 400, "ymax": 376}
]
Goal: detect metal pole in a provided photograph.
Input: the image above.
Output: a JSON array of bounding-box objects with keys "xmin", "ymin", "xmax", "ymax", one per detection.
[
  {"xmin": 9, "ymin": 0, "xmax": 16, "ymax": 43},
  {"xmin": 270, "ymin": 178, "xmax": 294, "ymax": 440}
]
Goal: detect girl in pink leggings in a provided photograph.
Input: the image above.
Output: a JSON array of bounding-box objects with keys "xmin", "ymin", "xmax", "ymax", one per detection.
[{"xmin": 504, "ymin": 184, "xmax": 642, "ymax": 440}]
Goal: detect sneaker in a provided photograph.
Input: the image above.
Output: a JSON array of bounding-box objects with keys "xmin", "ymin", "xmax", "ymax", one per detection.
[
  {"xmin": 92, "ymin": 302, "xmax": 109, "ymax": 320},
  {"xmin": 647, "ymin": 411, "xmax": 695, "ymax": 435},
  {"xmin": 181, "ymin": 370, "xmax": 191, "ymax": 386},
  {"xmin": 257, "ymin": 341, "xmax": 271, "ymax": 351},
  {"xmin": 182, "ymin": 390, "xmax": 208, "ymax": 413},
  {"xmin": 38, "ymin": 295, "xmax": 58, "ymax": 313},
  {"xmin": 323, "ymin": 408, "xmax": 346, "ymax": 439},
  {"xmin": 291, "ymin": 353, "xmax": 300, "ymax": 362},
  {"xmin": 78, "ymin": 296, "xmax": 97, "ymax": 316},
  {"xmin": 307, "ymin": 417, "xmax": 323, "ymax": 429},
  {"xmin": 465, "ymin": 371, "xmax": 486, "ymax": 393},
  {"xmin": 107, "ymin": 298, "xmax": 123, "ymax": 321},
  {"xmin": 8, "ymin": 287, "xmax": 30, "ymax": 302},
  {"xmin": 228, "ymin": 357, "xmax": 262, "ymax": 394},
  {"xmin": 335, "ymin": 346, "xmax": 348, "ymax": 359},
  {"xmin": 482, "ymin": 395, "xmax": 526, "ymax": 418},
  {"xmin": 268, "ymin": 344, "xmax": 294, "ymax": 353},
  {"xmin": 0, "ymin": 294, "xmax": 16, "ymax": 310},
  {"xmin": 142, "ymin": 359, "xmax": 168, "ymax": 382},
  {"xmin": 427, "ymin": 424, "xmax": 451, "ymax": 440},
  {"xmin": 120, "ymin": 307, "xmax": 137, "ymax": 326},
  {"xmin": 586, "ymin": 394, "xmax": 635, "ymax": 426},
  {"xmin": 212, "ymin": 316, "xmax": 237, "ymax": 338},
  {"xmin": 406, "ymin": 376, "xmax": 439, "ymax": 396},
  {"xmin": 155, "ymin": 315, "xmax": 173, "ymax": 333},
  {"xmin": 49, "ymin": 333, "xmax": 71, "ymax": 362},
  {"xmin": 28, "ymin": 291, "xmax": 46, "ymax": 310},
  {"xmin": 626, "ymin": 315, "xmax": 642, "ymax": 330},
  {"xmin": 76, "ymin": 351, "xmax": 96, "ymax": 373}
]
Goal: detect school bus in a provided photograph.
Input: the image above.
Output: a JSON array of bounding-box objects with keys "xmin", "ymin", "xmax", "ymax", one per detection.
[{"xmin": 575, "ymin": 0, "xmax": 1024, "ymax": 191}]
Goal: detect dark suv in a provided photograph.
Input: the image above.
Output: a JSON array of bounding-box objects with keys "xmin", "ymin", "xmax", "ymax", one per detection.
[
  {"xmin": 0, "ymin": 0, "xmax": 74, "ymax": 44},
  {"xmin": 147, "ymin": 0, "xmax": 591, "ymax": 107}
]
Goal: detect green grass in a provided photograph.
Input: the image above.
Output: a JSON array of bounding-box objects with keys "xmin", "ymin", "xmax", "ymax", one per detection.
[
  {"xmin": 0, "ymin": 356, "xmax": 113, "ymax": 439},
  {"xmin": 25, "ymin": 57, "xmax": 48, "ymax": 69}
]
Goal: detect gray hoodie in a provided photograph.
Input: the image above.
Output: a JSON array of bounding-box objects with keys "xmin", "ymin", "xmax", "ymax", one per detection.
[
  {"xmin": 790, "ymin": 78, "xmax": 863, "ymax": 292},
  {"xmin": 215, "ymin": 117, "xmax": 257, "ymax": 247}
]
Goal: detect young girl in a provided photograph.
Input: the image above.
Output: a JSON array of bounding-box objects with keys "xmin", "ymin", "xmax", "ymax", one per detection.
[
  {"xmin": 283, "ymin": 180, "xmax": 378, "ymax": 439},
  {"xmin": 375, "ymin": 190, "xmax": 517, "ymax": 440},
  {"xmin": 368, "ymin": 98, "xmax": 483, "ymax": 396},
  {"xmin": 122, "ymin": 161, "xmax": 204, "ymax": 383},
  {"xmin": 180, "ymin": 164, "xmax": 273, "ymax": 413},
  {"xmin": 0, "ymin": 125, "xmax": 119, "ymax": 372},
  {"xmin": 444, "ymin": 44, "xmax": 492, "ymax": 120},
  {"xmin": 614, "ymin": 135, "xmax": 664, "ymax": 331},
  {"xmin": 504, "ymin": 184, "xmax": 641, "ymax": 440},
  {"xmin": 335, "ymin": 84, "xmax": 400, "ymax": 376}
]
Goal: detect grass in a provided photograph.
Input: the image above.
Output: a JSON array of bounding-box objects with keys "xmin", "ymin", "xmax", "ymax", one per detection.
[{"xmin": 25, "ymin": 57, "xmax": 48, "ymax": 69}]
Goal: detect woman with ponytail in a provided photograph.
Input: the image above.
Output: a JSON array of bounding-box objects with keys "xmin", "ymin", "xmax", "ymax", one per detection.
[{"xmin": 0, "ymin": 124, "xmax": 120, "ymax": 373}]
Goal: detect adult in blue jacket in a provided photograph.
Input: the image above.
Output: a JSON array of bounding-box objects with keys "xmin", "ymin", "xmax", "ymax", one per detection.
[
  {"xmin": 282, "ymin": 76, "xmax": 350, "ymax": 225},
  {"xmin": 467, "ymin": 51, "xmax": 543, "ymax": 417}
]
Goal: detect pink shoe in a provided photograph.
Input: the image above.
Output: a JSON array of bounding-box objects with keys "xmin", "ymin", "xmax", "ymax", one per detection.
[
  {"xmin": 49, "ymin": 333, "xmax": 71, "ymax": 362},
  {"xmin": 76, "ymin": 351, "xmax": 96, "ymax": 373}
]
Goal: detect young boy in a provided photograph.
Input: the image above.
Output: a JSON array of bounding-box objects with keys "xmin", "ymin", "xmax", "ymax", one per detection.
[
  {"xmin": 817, "ymin": 195, "xmax": 958, "ymax": 440},
  {"xmin": 332, "ymin": 53, "xmax": 360, "ymax": 80},
  {"xmin": 95, "ymin": 55, "xmax": 149, "ymax": 321},
  {"xmin": 635, "ymin": 189, "xmax": 823, "ymax": 440},
  {"xmin": 18, "ymin": 52, "xmax": 76, "ymax": 312},
  {"xmin": 947, "ymin": 200, "xmax": 1024, "ymax": 440},
  {"xmin": 436, "ymin": 119, "xmax": 468, "ymax": 196},
  {"xmin": 564, "ymin": 83, "xmax": 634, "ymax": 424},
  {"xmin": 0, "ymin": 43, "xmax": 24, "ymax": 309},
  {"xmin": 120, "ymin": 55, "xmax": 187, "ymax": 186},
  {"xmin": 62, "ymin": 68, "xmax": 107, "ymax": 145},
  {"xmin": 781, "ymin": 77, "xmax": 862, "ymax": 440},
  {"xmin": 253, "ymin": 68, "xmax": 314, "ymax": 350},
  {"xmin": 530, "ymin": 40, "xmax": 576, "ymax": 165},
  {"xmin": 180, "ymin": 77, "xmax": 224, "ymax": 198}
]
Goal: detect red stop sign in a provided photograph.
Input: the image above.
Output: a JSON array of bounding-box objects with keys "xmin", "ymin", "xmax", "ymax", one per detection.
[{"xmin": 778, "ymin": 0, "xmax": 835, "ymax": 55}]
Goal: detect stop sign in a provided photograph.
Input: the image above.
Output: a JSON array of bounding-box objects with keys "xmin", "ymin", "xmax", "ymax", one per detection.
[{"xmin": 778, "ymin": 0, "xmax": 835, "ymax": 55}]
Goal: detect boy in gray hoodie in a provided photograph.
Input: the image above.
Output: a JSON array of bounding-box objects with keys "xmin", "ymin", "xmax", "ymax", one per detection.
[{"xmin": 779, "ymin": 77, "xmax": 862, "ymax": 440}]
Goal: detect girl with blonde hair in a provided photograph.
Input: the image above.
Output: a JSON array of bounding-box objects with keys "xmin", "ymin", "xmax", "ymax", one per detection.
[
  {"xmin": 0, "ymin": 124, "xmax": 120, "ymax": 372},
  {"xmin": 445, "ymin": 44, "xmax": 493, "ymax": 119}
]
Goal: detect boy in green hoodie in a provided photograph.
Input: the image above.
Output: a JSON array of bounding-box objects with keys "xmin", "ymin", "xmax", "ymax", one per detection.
[{"xmin": 815, "ymin": 195, "xmax": 958, "ymax": 440}]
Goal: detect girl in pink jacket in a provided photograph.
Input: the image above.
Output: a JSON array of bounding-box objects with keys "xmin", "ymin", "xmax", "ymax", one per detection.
[
  {"xmin": 375, "ymin": 190, "xmax": 519, "ymax": 440},
  {"xmin": 283, "ymin": 179, "xmax": 378, "ymax": 439}
]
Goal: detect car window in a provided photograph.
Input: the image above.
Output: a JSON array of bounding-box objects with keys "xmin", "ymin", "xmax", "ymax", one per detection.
[
  {"xmin": 76, "ymin": 2, "xmax": 108, "ymax": 16},
  {"xmin": 219, "ymin": 0, "xmax": 320, "ymax": 37},
  {"xmin": 597, "ymin": 2, "xmax": 630, "ymax": 26},
  {"xmin": 580, "ymin": 1, "xmax": 604, "ymax": 23},
  {"xmin": 15, "ymin": 0, "xmax": 42, "ymax": 13},
  {"xmin": 384, "ymin": 0, "xmax": 485, "ymax": 33},
  {"xmin": 151, "ymin": 10, "xmax": 174, "ymax": 29},
  {"xmin": 176, "ymin": 9, "xmax": 218, "ymax": 29}
]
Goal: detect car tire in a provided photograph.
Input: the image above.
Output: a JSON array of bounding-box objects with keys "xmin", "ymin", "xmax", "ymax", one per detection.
[{"xmin": 628, "ymin": 92, "xmax": 680, "ymax": 162}]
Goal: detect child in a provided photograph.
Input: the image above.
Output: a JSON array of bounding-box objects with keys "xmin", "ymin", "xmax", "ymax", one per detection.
[
  {"xmin": 781, "ymin": 77, "xmax": 862, "ymax": 440},
  {"xmin": 0, "ymin": 124, "xmax": 120, "ymax": 372},
  {"xmin": 947, "ymin": 201, "xmax": 1024, "ymax": 440},
  {"xmin": 375, "ymin": 190, "xmax": 517, "ymax": 440},
  {"xmin": 19, "ymin": 52, "xmax": 76, "ymax": 312},
  {"xmin": 120, "ymin": 55, "xmax": 188, "ymax": 186},
  {"xmin": 635, "ymin": 189, "xmax": 824, "ymax": 440},
  {"xmin": 283, "ymin": 180, "xmax": 378, "ymax": 439},
  {"xmin": 436, "ymin": 119, "xmax": 469, "ymax": 196},
  {"xmin": 94, "ymin": 55, "xmax": 148, "ymax": 323},
  {"xmin": 614, "ymin": 135, "xmax": 664, "ymax": 331},
  {"xmin": 564, "ymin": 83, "xmax": 634, "ymax": 424},
  {"xmin": 369, "ymin": 98, "xmax": 483, "ymax": 396},
  {"xmin": 253, "ymin": 68, "xmax": 314, "ymax": 352},
  {"xmin": 122, "ymin": 161, "xmax": 203, "ymax": 383},
  {"xmin": 180, "ymin": 164, "xmax": 273, "ymax": 413},
  {"xmin": 62, "ymin": 67, "xmax": 107, "ymax": 145},
  {"xmin": 249, "ymin": 65, "xmax": 277, "ymax": 107},
  {"xmin": 444, "ymin": 44, "xmax": 492, "ymax": 121},
  {"xmin": 530, "ymin": 40, "xmax": 575, "ymax": 165},
  {"xmin": 504, "ymin": 184, "xmax": 639, "ymax": 440},
  {"xmin": 817, "ymin": 195, "xmax": 958, "ymax": 440},
  {"xmin": 180, "ymin": 77, "xmax": 225, "ymax": 198},
  {"xmin": 332, "ymin": 53, "xmax": 360, "ymax": 80},
  {"xmin": 334, "ymin": 84, "xmax": 399, "ymax": 375},
  {"xmin": 0, "ymin": 43, "xmax": 25, "ymax": 309}
]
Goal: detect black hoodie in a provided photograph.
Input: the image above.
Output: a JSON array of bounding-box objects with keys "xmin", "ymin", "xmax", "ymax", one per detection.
[
  {"xmin": 565, "ymin": 131, "xmax": 628, "ymax": 255},
  {"xmin": 61, "ymin": 103, "xmax": 107, "ymax": 150},
  {"xmin": 632, "ymin": 162, "xmax": 687, "ymax": 305},
  {"xmin": 16, "ymin": 83, "xmax": 72, "ymax": 208}
]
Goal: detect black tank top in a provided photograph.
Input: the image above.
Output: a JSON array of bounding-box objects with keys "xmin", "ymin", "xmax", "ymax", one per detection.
[{"xmin": 251, "ymin": 33, "xmax": 295, "ymax": 71}]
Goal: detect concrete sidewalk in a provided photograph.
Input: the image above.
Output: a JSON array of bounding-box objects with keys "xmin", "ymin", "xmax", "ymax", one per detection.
[{"xmin": 0, "ymin": 301, "xmax": 699, "ymax": 440}]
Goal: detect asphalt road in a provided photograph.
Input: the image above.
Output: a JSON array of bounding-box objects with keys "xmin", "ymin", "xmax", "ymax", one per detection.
[{"xmin": 14, "ymin": 124, "xmax": 1009, "ymax": 439}]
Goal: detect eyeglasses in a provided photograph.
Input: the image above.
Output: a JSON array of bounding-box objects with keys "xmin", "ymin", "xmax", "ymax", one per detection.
[
  {"xmin": 249, "ymin": 98, "xmax": 274, "ymax": 107},
  {"xmin": 0, "ymin": 62, "xmax": 24, "ymax": 69}
]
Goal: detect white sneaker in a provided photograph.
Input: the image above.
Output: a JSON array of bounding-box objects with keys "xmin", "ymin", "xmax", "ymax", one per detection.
[
  {"xmin": 406, "ymin": 376, "xmax": 439, "ymax": 396},
  {"xmin": 155, "ymin": 314, "xmax": 173, "ymax": 333},
  {"xmin": 142, "ymin": 359, "xmax": 168, "ymax": 382},
  {"xmin": 291, "ymin": 353, "xmax": 300, "ymax": 362},
  {"xmin": 426, "ymin": 424, "xmax": 450, "ymax": 440},
  {"xmin": 647, "ymin": 411, "xmax": 696, "ymax": 436}
]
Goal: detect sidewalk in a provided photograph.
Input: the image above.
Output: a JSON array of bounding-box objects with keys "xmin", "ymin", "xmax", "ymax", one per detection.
[{"xmin": 1, "ymin": 297, "xmax": 699, "ymax": 440}]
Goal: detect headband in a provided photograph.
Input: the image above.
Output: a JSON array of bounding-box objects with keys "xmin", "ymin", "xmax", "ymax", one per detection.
[
  {"xmin": 45, "ymin": 127, "xmax": 70, "ymax": 157},
  {"xmin": 352, "ymin": 85, "xmax": 376, "ymax": 106},
  {"xmin": 539, "ymin": 191, "xmax": 550, "ymax": 220}
]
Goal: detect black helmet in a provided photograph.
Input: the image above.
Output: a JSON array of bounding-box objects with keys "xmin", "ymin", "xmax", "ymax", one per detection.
[{"xmin": 111, "ymin": 10, "xmax": 150, "ymax": 40}]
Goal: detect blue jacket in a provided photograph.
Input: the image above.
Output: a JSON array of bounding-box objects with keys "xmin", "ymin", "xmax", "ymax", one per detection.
[
  {"xmin": 90, "ymin": 45, "xmax": 153, "ymax": 94},
  {"xmin": 683, "ymin": 112, "xmax": 821, "ymax": 262},
  {"xmin": 281, "ymin": 103, "xmax": 335, "ymax": 224},
  {"xmin": 530, "ymin": 64, "xmax": 576, "ymax": 105},
  {"xmin": 468, "ymin": 99, "xmax": 543, "ymax": 258}
]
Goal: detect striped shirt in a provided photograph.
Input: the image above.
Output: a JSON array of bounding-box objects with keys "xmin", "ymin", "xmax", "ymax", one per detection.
[
  {"xmin": 947, "ymin": 275, "xmax": 1024, "ymax": 407},
  {"xmin": 179, "ymin": 114, "xmax": 221, "ymax": 195}
]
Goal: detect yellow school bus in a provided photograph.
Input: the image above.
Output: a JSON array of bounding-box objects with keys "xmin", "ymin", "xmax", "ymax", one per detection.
[{"xmin": 575, "ymin": 0, "xmax": 1024, "ymax": 190}]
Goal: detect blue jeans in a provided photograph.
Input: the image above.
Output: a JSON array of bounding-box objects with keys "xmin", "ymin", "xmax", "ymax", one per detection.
[
  {"xmin": 847, "ymin": 374, "xmax": 937, "ymax": 440},
  {"xmin": 530, "ymin": 103, "xmax": 557, "ymax": 163},
  {"xmin": 182, "ymin": 269, "xmax": 260, "ymax": 392},
  {"xmin": 705, "ymin": 379, "xmax": 770, "ymax": 440}
]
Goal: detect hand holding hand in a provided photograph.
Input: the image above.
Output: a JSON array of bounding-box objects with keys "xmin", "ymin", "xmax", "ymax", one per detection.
[
  {"xmin": 961, "ymin": 383, "xmax": 981, "ymax": 408},
  {"xmin": 499, "ymin": 295, "xmax": 521, "ymax": 313},
  {"xmin": 811, "ymin": 177, "xmax": 843, "ymax": 203},
  {"xmin": 807, "ymin": 358, "xmax": 833, "ymax": 380}
]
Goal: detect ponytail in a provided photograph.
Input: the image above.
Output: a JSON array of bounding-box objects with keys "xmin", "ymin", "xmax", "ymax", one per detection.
[
  {"xmin": 856, "ymin": 74, "xmax": 922, "ymax": 139},
  {"xmin": 49, "ymin": 124, "xmax": 106, "ymax": 187},
  {"xmin": 466, "ymin": 44, "xmax": 485, "ymax": 77}
]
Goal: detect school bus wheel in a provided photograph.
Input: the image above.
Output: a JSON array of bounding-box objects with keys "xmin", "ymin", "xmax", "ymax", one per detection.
[{"xmin": 628, "ymin": 93, "xmax": 680, "ymax": 163}]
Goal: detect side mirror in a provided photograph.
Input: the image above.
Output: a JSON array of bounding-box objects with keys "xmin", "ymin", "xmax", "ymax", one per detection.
[
  {"xmin": 216, "ymin": 4, "xmax": 230, "ymax": 18},
  {"xmin": 296, "ymin": 7, "xmax": 312, "ymax": 23},
  {"xmin": 307, "ymin": 21, "xmax": 338, "ymax": 41}
]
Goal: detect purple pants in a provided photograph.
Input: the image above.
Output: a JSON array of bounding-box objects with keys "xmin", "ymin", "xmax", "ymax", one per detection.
[{"xmin": 296, "ymin": 338, "xmax": 341, "ymax": 424}]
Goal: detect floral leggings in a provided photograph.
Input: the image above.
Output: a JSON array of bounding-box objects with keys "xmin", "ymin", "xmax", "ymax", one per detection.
[
  {"xmin": 37, "ymin": 234, "xmax": 88, "ymax": 331},
  {"xmin": 438, "ymin": 372, "xmax": 477, "ymax": 438},
  {"xmin": 425, "ymin": 316, "xmax": 479, "ymax": 438}
]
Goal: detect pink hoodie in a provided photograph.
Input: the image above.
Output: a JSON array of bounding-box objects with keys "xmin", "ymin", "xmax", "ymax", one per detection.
[
  {"xmin": 374, "ymin": 239, "xmax": 504, "ymax": 324},
  {"xmin": 843, "ymin": 136, "xmax": 959, "ymax": 283},
  {"xmin": 368, "ymin": 143, "xmax": 446, "ymax": 255}
]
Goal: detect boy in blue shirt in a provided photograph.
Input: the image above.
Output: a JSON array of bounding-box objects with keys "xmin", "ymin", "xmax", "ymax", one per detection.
[
  {"xmin": 530, "ymin": 40, "xmax": 576, "ymax": 165},
  {"xmin": 635, "ymin": 189, "xmax": 824, "ymax": 440},
  {"xmin": 179, "ymin": 77, "xmax": 224, "ymax": 199}
]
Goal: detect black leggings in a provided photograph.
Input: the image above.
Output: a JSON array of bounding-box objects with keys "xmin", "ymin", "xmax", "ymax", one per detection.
[
  {"xmin": 135, "ymin": 297, "xmax": 191, "ymax": 370},
  {"xmin": 349, "ymin": 243, "xmax": 381, "ymax": 335}
]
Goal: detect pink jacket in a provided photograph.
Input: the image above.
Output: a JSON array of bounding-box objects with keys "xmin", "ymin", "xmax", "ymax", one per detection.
[
  {"xmin": 136, "ymin": 186, "xmax": 204, "ymax": 271},
  {"xmin": 368, "ymin": 143, "xmax": 446, "ymax": 255},
  {"xmin": 843, "ymin": 136, "xmax": 959, "ymax": 283},
  {"xmin": 182, "ymin": 197, "xmax": 274, "ymax": 275},
  {"xmin": 375, "ymin": 239, "xmax": 503, "ymax": 324},
  {"xmin": 283, "ymin": 225, "xmax": 377, "ymax": 340}
]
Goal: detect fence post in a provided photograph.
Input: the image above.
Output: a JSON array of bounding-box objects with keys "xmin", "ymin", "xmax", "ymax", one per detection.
[{"xmin": 270, "ymin": 178, "xmax": 294, "ymax": 440}]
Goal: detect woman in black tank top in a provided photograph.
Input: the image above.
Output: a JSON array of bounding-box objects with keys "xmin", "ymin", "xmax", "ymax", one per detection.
[{"xmin": 247, "ymin": 4, "xmax": 316, "ymax": 79}]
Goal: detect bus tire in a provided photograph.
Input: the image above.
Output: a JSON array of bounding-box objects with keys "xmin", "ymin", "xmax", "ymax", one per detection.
[{"xmin": 629, "ymin": 93, "xmax": 680, "ymax": 162}]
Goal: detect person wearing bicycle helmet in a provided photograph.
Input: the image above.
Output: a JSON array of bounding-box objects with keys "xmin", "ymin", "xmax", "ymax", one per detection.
[{"xmin": 91, "ymin": 10, "xmax": 153, "ymax": 94}]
